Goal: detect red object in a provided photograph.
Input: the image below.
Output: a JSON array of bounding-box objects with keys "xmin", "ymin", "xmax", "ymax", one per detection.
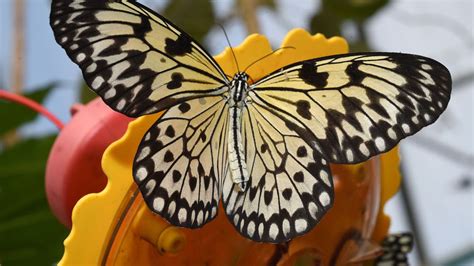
[{"xmin": 45, "ymin": 98, "xmax": 133, "ymax": 228}]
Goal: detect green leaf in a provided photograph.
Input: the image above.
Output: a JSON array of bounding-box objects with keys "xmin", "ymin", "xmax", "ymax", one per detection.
[
  {"xmin": 0, "ymin": 136, "xmax": 68, "ymax": 265},
  {"xmin": 162, "ymin": 0, "xmax": 215, "ymax": 45},
  {"xmin": 78, "ymin": 80, "xmax": 97, "ymax": 104},
  {"xmin": 323, "ymin": 0, "xmax": 390, "ymax": 21},
  {"xmin": 310, "ymin": 7, "xmax": 343, "ymax": 37},
  {"xmin": 259, "ymin": 0, "xmax": 276, "ymax": 9},
  {"xmin": 0, "ymin": 83, "xmax": 56, "ymax": 136},
  {"xmin": 349, "ymin": 39, "xmax": 372, "ymax": 53}
]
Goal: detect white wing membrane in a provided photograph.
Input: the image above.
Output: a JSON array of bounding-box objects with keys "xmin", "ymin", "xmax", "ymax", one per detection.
[
  {"xmin": 252, "ymin": 53, "xmax": 451, "ymax": 164},
  {"xmin": 223, "ymin": 97, "xmax": 334, "ymax": 242},
  {"xmin": 134, "ymin": 96, "xmax": 229, "ymax": 227},
  {"xmin": 50, "ymin": 0, "xmax": 228, "ymax": 117}
]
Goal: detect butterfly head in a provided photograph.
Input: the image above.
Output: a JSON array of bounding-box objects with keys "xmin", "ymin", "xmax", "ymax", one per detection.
[{"xmin": 233, "ymin": 72, "xmax": 249, "ymax": 82}]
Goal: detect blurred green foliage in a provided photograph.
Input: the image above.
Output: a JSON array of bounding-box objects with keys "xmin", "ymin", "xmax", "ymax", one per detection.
[
  {"xmin": 259, "ymin": 0, "xmax": 276, "ymax": 9},
  {"xmin": 0, "ymin": 84, "xmax": 56, "ymax": 135},
  {"xmin": 311, "ymin": 0, "xmax": 391, "ymax": 52},
  {"xmin": 0, "ymin": 86, "xmax": 68, "ymax": 265},
  {"xmin": 79, "ymin": 80, "xmax": 97, "ymax": 104},
  {"xmin": 0, "ymin": 136, "xmax": 68, "ymax": 265},
  {"xmin": 323, "ymin": 0, "xmax": 389, "ymax": 21},
  {"xmin": 310, "ymin": 6, "xmax": 343, "ymax": 37},
  {"xmin": 163, "ymin": 0, "xmax": 215, "ymax": 44}
]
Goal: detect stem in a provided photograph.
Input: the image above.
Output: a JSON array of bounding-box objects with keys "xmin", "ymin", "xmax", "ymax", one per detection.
[
  {"xmin": 11, "ymin": 0, "xmax": 25, "ymax": 94},
  {"xmin": 238, "ymin": 0, "xmax": 260, "ymax": 34},
  {"xmin": 0, "ymin": 90, "xmax": 64, "ymax": 130}
]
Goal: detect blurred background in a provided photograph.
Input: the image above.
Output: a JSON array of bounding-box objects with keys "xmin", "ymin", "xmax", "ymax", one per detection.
[{"xmin": 0, "ymin": 0, "xmax": 472, "ymax": 265}]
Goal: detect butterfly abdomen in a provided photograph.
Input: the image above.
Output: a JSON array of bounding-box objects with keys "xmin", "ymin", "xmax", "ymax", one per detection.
[
  {"xmin": 228, "ymin": 73, "xmax": 250, "ymax": 191},
  {"xmin": 228, "ymin": 106, "xmax": 249, "ymax": 190}
]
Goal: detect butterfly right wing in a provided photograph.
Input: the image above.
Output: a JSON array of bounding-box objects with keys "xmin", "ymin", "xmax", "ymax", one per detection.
[
  {"xmin": 251, "ymin": 53, "xmax": 451, "ymax": 164},
  {"xmin": 134, "ymin": 96, "xmax": 229, "ymax": 227},
  {"xmin": 50, "ymin": 0, "xmax": 228, "ymax": 117}
]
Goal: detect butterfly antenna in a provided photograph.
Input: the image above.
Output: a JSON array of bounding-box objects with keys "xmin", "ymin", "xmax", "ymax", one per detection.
[
  {"xmin": 243, "ymin": 46, "xmax": 295, "ymax": 73},
  {"xmin": 218, "ymin": 24, "xmax": 240, "ymax": 73}
]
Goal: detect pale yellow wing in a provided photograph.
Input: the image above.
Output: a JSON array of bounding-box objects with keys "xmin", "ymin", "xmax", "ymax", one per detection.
[
  {"xmin": 251, "ymin": 52, "xmax": 451, "ymax": 163},
  {"xmin": 223, "ymin": 101, "xmax": 334, "ymax": 242},
  {"xmin": 50, "ymin": 0, "xmax": 228, "ymax": 117},
  {"xmin": 134, "ymin": 96, "xmax": 229, "ymax": 227}
]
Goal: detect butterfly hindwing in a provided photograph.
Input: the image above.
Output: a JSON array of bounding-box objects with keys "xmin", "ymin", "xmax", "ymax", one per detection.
[
  {"xmin": 134, "ymin": 96, "xmax": 229, "ymax": 227},
  {"xmin": 50, "ymin": 0, "xmax": 228, "ymax": 117},
  {"xmin": 252, "ymin": 52, "xmax": 451, "ymax": 164},
  {"xmin": 223, "ymin": 96, "xmax": 334, "ymax": 242}
]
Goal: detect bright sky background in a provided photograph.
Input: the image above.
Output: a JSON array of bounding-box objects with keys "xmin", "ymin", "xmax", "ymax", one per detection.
[{"xmin": 1, "ymin": 0, "xmax": 473, "ymax": 264}]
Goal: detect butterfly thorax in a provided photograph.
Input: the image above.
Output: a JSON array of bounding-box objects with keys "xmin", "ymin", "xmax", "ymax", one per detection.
[{"xmin": 227, "ymin": 72, "xmax": 250, "ymax": 191}]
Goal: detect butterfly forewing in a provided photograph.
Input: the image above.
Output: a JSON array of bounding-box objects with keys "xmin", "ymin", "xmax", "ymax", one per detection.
[
  {"xmin": 50, "ymin": 0, "xmax": 228, "ymax": 117},
  {"xmin": 252, "ymin": 53, "xmax": 451, "ymax": 164},
  {"xmin": 223, "ymin": 97, "xmax": 334, "ymax": 242},
  {"xmin": 134, "ymin": 96, "xmax": 229, "ymax": 227}
]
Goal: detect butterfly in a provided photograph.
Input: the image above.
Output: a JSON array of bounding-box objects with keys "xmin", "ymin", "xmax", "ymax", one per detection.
[
  {"xmin": 375, "ymin": 233, "xmax": 414, "ymax": 266},
  {"xmin": 50, "ymin": 0, "xmax": 451, "ymax": 243}
]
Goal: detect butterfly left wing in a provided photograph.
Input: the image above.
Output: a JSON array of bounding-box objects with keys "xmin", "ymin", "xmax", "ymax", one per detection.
[
  {"xmin": 134, "ymin": 96, "xmax": 229, "ymax": 227},
  {"xmin": 223, "ymin": 99, "xmax": 334, "ymax": 242},
  {"xmin": 50, "ymin": 0, "xmax": 228, "ymax": 117},
  {"xmin": 251, "ymin": 52, "xmax": 451, "ymax": 164}
]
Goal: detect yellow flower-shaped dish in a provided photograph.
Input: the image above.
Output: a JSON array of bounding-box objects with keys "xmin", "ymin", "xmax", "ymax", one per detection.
[{"xmin": 59, "ymin": 28, "xmax": 401, "ymax": 265}]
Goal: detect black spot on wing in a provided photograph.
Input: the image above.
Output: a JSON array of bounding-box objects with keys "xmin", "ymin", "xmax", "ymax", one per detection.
[
  {"xmin": 155, "ymin": 140, "xmax": 164, "ymax": 150},
  {"xmin": 298, "ymin": 62, "xmax": 328, "ymax": 87},
  {"xmin": 368, "ymin": 102, "xmax": 391, "ymax": 119},
  {"xmin": 200, "ymin": 131, "xmax": 207, "ymax": 142},
  {"xmin": 296, "ymin": 100, "xmax": 312, "ymax": 120},
  {"xmin": 178, "ymin": 102, "xmax": 191, "ymax": 113},
  {"xmin": 164, "ymin": 150, "xmax": 174, "ymax": 162},
  {"xmin": 197, "ymin": 163, "xmax": 205, "ymax": 177},
  {"xmin": 248, "ymin": 186, "xmax": 258, "ymax": 201},
  {"xmin": 285, "ymin": 120, "xmax": 298, "ymax": 132},
  {"xmin": 340, "ymin": 95, "xmax": 364, "ymax": 132},
  {"xmin": 189, "ymin": 176, "xmax": 198, "ymax": 191},
  {"xmin": 293, "ymin": 171, "xmax": 304, "ymax": 182},
  {"xmin": 165, "ymin": 125, "xmax": 175, "ymax": 138},
  {"xmin": 172, "ymin": 170, "xmax": 182, "ymax": 182},
  {"xmin": 296, "ymin": 146, "xmax": 307, "ymax": 158},
  {"xmin": 167, "ymin": 72, "xmax": 184, "ymax": 89},
  {"xmin": 132, "ymin": 16, "xmax": 152, "ymax": 38},
  {"xmin": 264, "ymin": 190, "xmax": 273, "ymax": 205},
  {"xmin": 346, "ymin": 61, "xmax": 364, "ymax": 84},
  {"xmin": 203, "ymin": 175, "xmax": 211, "ymax": 190},
  {"xmin": 282, "ymin": 188, "xmax": 292, "ymax": 200},
  {"xmin": 165, "ymin": 34, "xmax": 193, "ymax": 56}
]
